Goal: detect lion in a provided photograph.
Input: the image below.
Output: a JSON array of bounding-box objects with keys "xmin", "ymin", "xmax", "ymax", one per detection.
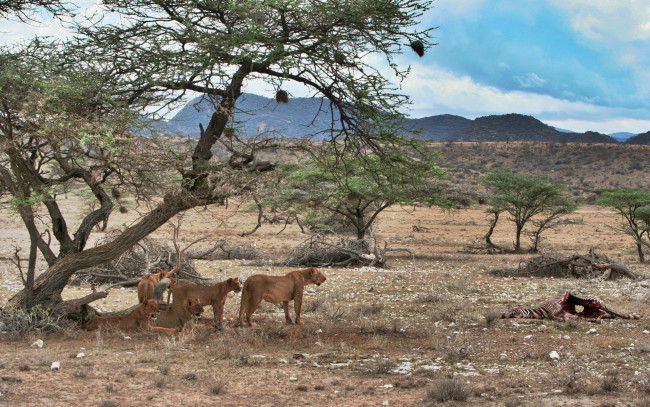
[
  {"xmin": 137, "ymin": 270, "xmax": 175, "ymax": 303},
  {"xmin": 170, "ymin": 278, "xmax": 241, "ymax": 328},
  {"xmin": 84, "ymin": 299, "xmax": 160, "ymax": 331},
  {"xmin": 237, "ymin": 267, "xmax": 326, "ymax": 327},
  {"xmin": 152, "ymin": 298, "xmax": 204, "ymax": 331}
]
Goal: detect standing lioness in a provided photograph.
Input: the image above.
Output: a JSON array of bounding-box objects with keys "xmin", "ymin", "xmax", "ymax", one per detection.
[
  {"xmin": 238, "ymin": 267, "xmax": 326, "ymax": 327},
  {"xmin": 170, "ymin": 278, "xmax": 241, "ymax": 328}
]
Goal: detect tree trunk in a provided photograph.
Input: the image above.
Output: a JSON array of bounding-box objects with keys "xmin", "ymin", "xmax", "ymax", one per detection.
[
  {"xmin": 485, "ymin": 211, "xmax": 500, "ymax": 248},
  {"xmin": 8, "ymin": 193, "xmax": 194, "ymax": 309}
]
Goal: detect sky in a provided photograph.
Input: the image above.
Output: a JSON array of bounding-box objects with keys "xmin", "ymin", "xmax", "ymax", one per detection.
[{"xmin": 2, "ymin": 0, "xmax": 649, "ymax": 134}]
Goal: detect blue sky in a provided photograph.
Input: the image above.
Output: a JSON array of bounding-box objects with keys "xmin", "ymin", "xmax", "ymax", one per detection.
[
  {"xmin": 399, "ymin": 0, "xmax": 650, "ymax": 133},
  {"xmin": 2, "ymin": 0, "xmax": 649, "ymax": 134}
]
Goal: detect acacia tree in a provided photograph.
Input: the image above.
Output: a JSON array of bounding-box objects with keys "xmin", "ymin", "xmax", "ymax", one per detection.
[
  {"xmin": 261, "ymin": 142, "xmax": 445, "ymax": 239},
  {"xmin": 0, "ymin": 0, "xmax": 69, "ymax": 20},
  {"xmin": 596, "ymin": 188, "xmax": 650, "ymax": 262},
  {"xmin": 481, "ymin": 172, "xmax": 577, "ymax": 253},
  {"xmin": 6, "ymin": 0, "xmax": 436, "ymax": 310}
]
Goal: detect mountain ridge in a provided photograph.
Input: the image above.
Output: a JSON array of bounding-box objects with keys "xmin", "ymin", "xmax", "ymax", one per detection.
[{"xmin": 161, "ymin": 93, "xmax": 645, "ymax": 144}]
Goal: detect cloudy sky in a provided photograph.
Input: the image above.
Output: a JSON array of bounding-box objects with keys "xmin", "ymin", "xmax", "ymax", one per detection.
[
  {"xmin": 403, "ymin": 0, "xmax": 650, "ymax": 133},
  {"xmin": 2, "ymin": 0, "xmax": 649, "ymax": 134}
]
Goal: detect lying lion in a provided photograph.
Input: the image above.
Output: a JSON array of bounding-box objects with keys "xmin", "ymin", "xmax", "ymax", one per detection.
[
  {"xmin": 152, "ymin": 298, "xmax": 204, "ymax": 332},
  {"xmin": 170, "ymin": 278, "xmax": 241, "ymax": 328},
  {"xmin": 84, "ymin": 299, "xmax": 160, "ymax": 331},
  {"xmin": 238, "ymin": 267, "xmax": 326, "ymax": 327},
  {"xmin": 137, "ymin": 270, "xmax": 175, "ymax": 303}
]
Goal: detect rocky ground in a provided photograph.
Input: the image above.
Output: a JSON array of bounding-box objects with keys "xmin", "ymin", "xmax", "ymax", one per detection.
[{"xmin": 1, "ymin": 202, "xmax": 649, "ymax": 406}]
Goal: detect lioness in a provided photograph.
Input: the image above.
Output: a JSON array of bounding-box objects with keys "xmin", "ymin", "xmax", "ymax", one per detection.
[
  {"xmin": 84, "ymin": 299, "xmax": 160, "ymax": 331},
  {"xmin": 238, "ymin": 267, "xmax": 326, "ymax": 327},
  {"xmin": 153, "ymin": 298, "xmax": 204, "ymax": 331},
  {"xmin": 137, "ymin": 270, "xmax": 175, "ymax": 303},
  {"xmin": 170, "ymin": 278, "xmax": 241, "ymax": 328}
]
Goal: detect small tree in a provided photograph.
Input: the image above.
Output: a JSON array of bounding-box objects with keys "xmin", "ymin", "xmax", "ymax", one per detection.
[
  {"xmin": 481, "ymin": 172, "xmax": 577, "ymax": 252},
  {"xmin": 262, "ymin": 144, "xmax": 446, "ymax": 239},
  {"xmin": 596, "ymin": 188, "xmax": 650, "ymax": 262}
]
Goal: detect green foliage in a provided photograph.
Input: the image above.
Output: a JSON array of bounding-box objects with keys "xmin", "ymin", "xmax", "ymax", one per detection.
[
  {"xmin": 263, "ymin": 141, "xmax": 445, "ymax": 238},
  {"xmin": 596, "ymin": 188, "xmax": 650, "ymax": 261},
  {"xmin": 481, "ymin": 172, "xmax": 577, "ymax": 251}
]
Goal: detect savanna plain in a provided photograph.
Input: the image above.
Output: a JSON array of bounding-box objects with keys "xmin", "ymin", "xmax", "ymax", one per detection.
[{"xmin": 1, "ymin": 142, "xmax": 649, "ymax": 407}]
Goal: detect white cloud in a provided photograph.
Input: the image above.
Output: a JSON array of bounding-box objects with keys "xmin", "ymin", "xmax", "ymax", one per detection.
[
  {"xmin": 550, "ymin": 0, "xmax": 650, "ymax": 42},
  {"xmin": 401, "ymin": 63, "xmax": 650, "ymax": 133}
]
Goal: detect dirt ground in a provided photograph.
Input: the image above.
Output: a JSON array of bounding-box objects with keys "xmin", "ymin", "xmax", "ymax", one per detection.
[{"xmin": 1, "ymin": 200, "xmax": 649, "ymax": 406}]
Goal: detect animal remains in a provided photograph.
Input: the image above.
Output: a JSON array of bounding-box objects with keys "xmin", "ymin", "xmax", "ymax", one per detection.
[{"xmin": 501, "ymin": 290, "xmax": 640, "ymax": 322}]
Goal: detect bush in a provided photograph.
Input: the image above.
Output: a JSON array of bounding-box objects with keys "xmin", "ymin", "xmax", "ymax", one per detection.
[
  {"xmin": 0, "ymin": 305, "xmax": 64, "ymax": 338},
  {"xmin": 424, "ymin": 378, "xmax": 473, "ymax": 403}
]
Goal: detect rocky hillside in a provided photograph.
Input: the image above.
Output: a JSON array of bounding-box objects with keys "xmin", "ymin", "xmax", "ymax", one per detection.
[
  {"xmin": 160, "ymin": 94, "xmax": 638, "ymax": 144},
  {"xmin": 448, "ymin": 114, "xmax": 617, "ymax": 143},
  {"xmin": 625, "ymin": 131, "xmax": 650, "ymax": 145}
]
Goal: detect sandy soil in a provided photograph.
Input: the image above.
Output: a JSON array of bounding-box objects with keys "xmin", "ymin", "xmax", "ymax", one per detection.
[{"xmin": 1, "ymin": 200, "xmax": 649, "ymax": 406}]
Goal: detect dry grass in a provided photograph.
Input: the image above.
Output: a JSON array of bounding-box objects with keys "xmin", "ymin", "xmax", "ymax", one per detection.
[{"xmin": 1, "ymin": 169, "xmax": 649, "ymax": 406}]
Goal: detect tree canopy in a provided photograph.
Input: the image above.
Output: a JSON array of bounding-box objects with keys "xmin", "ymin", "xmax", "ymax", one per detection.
[
  {"xmin": 481, "ymin": 172, "xmax": 577, "ymax": 253},
  {"xmin": 2, "ymin": 0, "xmax": 437, "ymax": 310},
  {"xmin": 596, "ymin": 188, "xmax": 650, "ymax": 262},
  {"xmin": 259, "ymin": 141, "xmax": 445, "ymax": 239}
]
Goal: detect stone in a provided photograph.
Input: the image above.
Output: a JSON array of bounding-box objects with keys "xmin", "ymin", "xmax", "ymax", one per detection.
[
  {"xmin": 30, "ymin": 339, "xmax": 43, "ymax": 349},
  {"xmin": 51, "ymin": 361, "xmax": 60, "ymax": 371},
  {"xmin": 549, "ymin": 351, "xmax": 560, "ymax": 361}
]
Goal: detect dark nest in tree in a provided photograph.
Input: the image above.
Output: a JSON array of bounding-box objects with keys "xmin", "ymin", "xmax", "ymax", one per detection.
[
  {"xmin": 491, "ymin": 249, "xmax": 638, "ymax": 280},
  {"xmin": 410, "ymin": 40, "xmax": 425, "ymax": 57},
  {"xmin": 69, "ymin": 232, "xmax": 203, "ymax": 286},
  {"xmin": 275, "ymin": 90, "xmax": 289, "ymax": 104}
]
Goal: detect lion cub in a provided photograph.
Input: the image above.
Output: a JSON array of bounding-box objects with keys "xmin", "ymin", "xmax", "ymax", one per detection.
[
  {"xmin": 170, "ymin": 278, "xmax": 241, "ymax": 328},
  {"xmin": 137, "ymin": 270, "xmax": 175, "ymax": 303},
  {"xmin": 238, "ymin": 267, "xmax": 326, "ymax": 327},
  {"xmin": 153, "ymin": 298, "xmax": 204, "ymax": 331},
  {"xmin": 84, "ymin": 299, "xmax": 160, "ymax": 331}
]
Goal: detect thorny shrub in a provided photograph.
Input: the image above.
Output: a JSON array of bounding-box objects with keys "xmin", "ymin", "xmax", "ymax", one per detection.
[
  {"xmin": 0, "ymin": 305, "xmax": 65, "ymax": 338},
  {"xmin": 424, "ymin": 378, "xmax": 473, "ymax": 403}
]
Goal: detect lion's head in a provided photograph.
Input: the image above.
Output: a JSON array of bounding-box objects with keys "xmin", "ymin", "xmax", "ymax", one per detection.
[
  {"xmin": 186, "ymin": 298, "xmax": 204, "ymax": 316},
  {"xmin": 307, "ymin": 267, "xmax": 327, "ymax": 286},
  {"xmin": 226, "ymin": 277, "xmax": 242, "ymax": 293},
  {"xmin": 142, "ymin": 299, "xmax": 161, "ymax": 318}
]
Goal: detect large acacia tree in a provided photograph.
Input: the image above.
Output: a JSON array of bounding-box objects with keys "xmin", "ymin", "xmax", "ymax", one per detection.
[{"xmin": 6, "ymin": 0, "xmax": 436, "ymax": 310}]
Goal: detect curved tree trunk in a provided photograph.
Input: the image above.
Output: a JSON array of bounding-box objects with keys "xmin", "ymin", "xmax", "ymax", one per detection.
[{"xmin": 8, "ymin": 193, "xmax": 195, "ymax": 309}]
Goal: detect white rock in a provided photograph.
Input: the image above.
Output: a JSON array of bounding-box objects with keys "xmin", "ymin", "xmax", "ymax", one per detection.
[
  {"xmin": 123, "ymin": 336, "xmax": 131, "ymax": 340},
  {"xmin": 524, "ymin": 335, "xmax": 532, "ymax": 340},
  {"xmin": 587, "ymin": 328, "xmax": 597, "ymax": 334},
  {"xmin": 30, "ymin": 339, "xmax": 44, "ymax": 349},
  {"xmin": 499, "ymin": 353, "xmax": 508, "ymax": 361},
  {"xmin": 383, "ymin": 384, "xmax": 393, "ymax": 388},
  {"xmin": 315, "ymin": 329, "xmax": 323, "ymax": 334},
  {"xmin": 643, "ymin": 330, "xmax": 649, "ymax": 335},
  {"xmin": 51, "ymin": 361, "xmax": 60, "ymax": 371},
  {"xmin": 563, "ymin": 335, "xmax": 570, "ymax": 340},
  {"xmin": 289, "ymin": 377, "xmax": 298, "ymax": 382},
  {"xmin": 76, "ymin": 353, "xmax": 85, "ymax": 359},
  {"xmin": 549, "ymin": 351, "xmax": 560, "ymax": 361}
]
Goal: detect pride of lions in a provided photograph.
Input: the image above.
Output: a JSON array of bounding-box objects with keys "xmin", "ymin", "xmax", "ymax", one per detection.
[{"xmin": 84, "ymin": 267, "xmax": 327, "ymax": 333}]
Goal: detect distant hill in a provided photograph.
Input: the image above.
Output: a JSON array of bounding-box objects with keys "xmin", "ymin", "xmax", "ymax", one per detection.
[
  {"xmin": 448, "ymin": 114, "xmax": 617, "ymax": 143},
  {"xmin": 609, "ymin": 132, "xmax": 636, "ymax": 142},
  {"xmin": 625, "ymin": 131, "xmax": 650, "ymax": 145},
  {"xmin": 161, "ymin": 93, "xmax": 633, "ymax": 144},
  {"xmin": 404, "ymin": 114, "xmax": 471, "ymax": 139},
  {"xmin": 163, "ymin": 93, "xmax": 339, "ymax": 139}
]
